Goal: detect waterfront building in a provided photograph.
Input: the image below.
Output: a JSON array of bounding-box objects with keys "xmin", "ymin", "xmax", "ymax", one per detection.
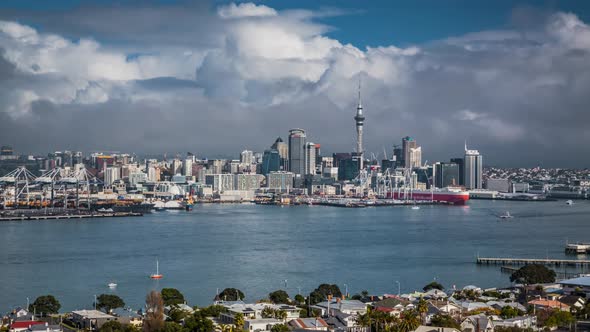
[
  {"xmin": 234, "ymin": 174, "xmax": 264, "ymax": 191},
  {"xmin": 205, "ymin": 174, "xmax": 234, "ymax": 193},
  {"xmin": 450, "ymin": 158, "xmax": 465, "ymax": 185},
  {"xmin": 288, "ymin": 129, "xmax": 306, "ymax": 175},
  {"xmin": 560, "ymin": 276, "xmax": 590, "ymax": 298},
  {"xmin": 147, "ymin": 166, "xmax": 160, "ymax": 182},
  {"xmin": 433, "ymin": 162, "xmax": 460, "ymax": 188},
  {"xmin": 305, "ymin": 142, "xmax": 317, "ymax": 175},
  {"xmin": 323, "ymin": 167, "xmax": 338, "ymax": 181},
  {"xmin": 267, "ymin": 171, "xmax": 294, "ymax": 191},
  {"xmin": 464, "ymin": 144, "xmax": 483, "ymax": 190},
  {"xmin": 486, "ymin": 178, "xmax": 511, "ymax": 192},
  {"xmin": 402, "ymin": 136, "xmax": 417, "ymax": 168}
]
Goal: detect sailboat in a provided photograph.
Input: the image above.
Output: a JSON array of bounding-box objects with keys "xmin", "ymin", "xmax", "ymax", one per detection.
[
  {"xmin": 150, "ymin": 259, "xmax": 163, "ymax": 279},
  {"xmin": 108, "ymin": 282, "xmax": 117, "ymax": 288},
  {"xmin": 499, "ymin": 211, "xmax": 513, "ymax": 219}
]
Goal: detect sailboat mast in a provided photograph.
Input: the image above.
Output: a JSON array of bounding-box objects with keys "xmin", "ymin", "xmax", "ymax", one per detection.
[{"xmin": 156, "ymin": 259, "xmax": 159, "ymax": 275}]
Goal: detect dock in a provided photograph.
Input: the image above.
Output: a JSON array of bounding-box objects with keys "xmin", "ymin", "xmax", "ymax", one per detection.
[
  {"xmin": 477, "ymin": 257, "xmax": 590, "ymax": 266},
  {"xmin": 0, "ymin": 212, "xmax": 143, "ymax": 221},
  {"xmin": 565, "ymin": 243, "xmax": 590, "ymax": 254}
]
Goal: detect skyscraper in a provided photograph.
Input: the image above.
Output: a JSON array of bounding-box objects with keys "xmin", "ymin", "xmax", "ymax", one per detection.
[
  {"xmin": 304, "ymin": 142, "xmax": 317, "ymax": 175},
  {"xmin": 464, "ymin": 143, "xmax": 483, "ymax": 189},
  {"xmin": 240, "ymin": 150, "xmax": 254, "ymax": 164},
  {"xmin": 450, "ymin": 158, "xmax": 465, "ymax": 185},
  {"xmin": 402, "ymin": 136, "xmax": 416, "ymax": 168},
  {"xmin": 288, "ymin": 129, "xmax": 306, "ymax": 175},
  {"xmin": 354, "ymin": 79, "xmax": 365, "ymax": 169},
  {"xmin": 433, "ymin": 162, "xmax": 460, "ymax": 188},
  {"xmin": 261, "ymin": 149, "xmax": 281, "ymax": 175},
  {"xmin": 409, "ymin": 146, "xmax": 422, "ymax": 168},
  {"xmin": 271, "ymin": 137, "xmax": 289, "ymax": 170}
]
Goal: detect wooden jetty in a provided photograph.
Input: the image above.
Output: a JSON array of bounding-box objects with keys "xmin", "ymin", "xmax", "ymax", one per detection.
[{"xmin": 477, "ymin": 257, "xmax": 590, "ymax": 266}]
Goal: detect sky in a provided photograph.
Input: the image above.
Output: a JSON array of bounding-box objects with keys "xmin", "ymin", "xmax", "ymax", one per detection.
[{"xmin": 0, "ymin": 1, "xmax": 590, "ymax": 167}]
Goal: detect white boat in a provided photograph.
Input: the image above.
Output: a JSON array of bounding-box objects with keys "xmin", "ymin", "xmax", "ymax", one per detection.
[
  {"xmin": 566, "ymin": 200, "xmax": 574, "ymax": 205},
  {"xmin": 108, "ymin": 282, "xmax": 117, "ymax": 288},
  {"xmin": 499, "ymin": 211, "xmax": 513, "ymax": 219},
  {"xmin": 411, "ymin": 206, "xmax": 420, "ymax": 210}
]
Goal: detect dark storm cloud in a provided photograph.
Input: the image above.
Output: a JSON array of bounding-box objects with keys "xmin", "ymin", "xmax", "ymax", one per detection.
[{"xmin": 1, "ymin": 3, "xmax": 590, "ymax": 167}]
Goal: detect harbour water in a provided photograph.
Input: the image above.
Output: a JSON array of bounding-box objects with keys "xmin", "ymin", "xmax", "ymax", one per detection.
[{"xmin": 1, "ymin": 199, "xmax": 589, "ymax": 312}]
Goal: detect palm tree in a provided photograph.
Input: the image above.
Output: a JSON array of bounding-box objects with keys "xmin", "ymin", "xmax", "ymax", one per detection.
[
  {"xmin": 398, "ymin": 311, "xmax": 420, "ymax": 332},
  {"xmin": 355, "ymin": 309, "xmax": 372, "ymax": 332},
  {"xmin": 416, "ymin": 297, "xmax": 428, "ymax": 324},
  {"xmin": 233, "ymin": 313, "xmax": 245, "ymax": 332}
]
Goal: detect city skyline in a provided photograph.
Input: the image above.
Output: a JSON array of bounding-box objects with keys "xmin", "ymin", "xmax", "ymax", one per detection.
[{"xmin": 1, "ymin": 1, "xmax": 590, "ymax": 167}]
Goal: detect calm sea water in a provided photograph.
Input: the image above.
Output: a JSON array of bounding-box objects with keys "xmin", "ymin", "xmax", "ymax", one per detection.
[{"xmin": 1, "ymin": 199, "xmax": 589, "ymax": 312}]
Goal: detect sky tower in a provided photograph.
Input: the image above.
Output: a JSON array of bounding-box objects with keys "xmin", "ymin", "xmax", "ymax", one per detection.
[{"xmin": 354, "ymin": 78, "xmax": 365, "ymax": 169}]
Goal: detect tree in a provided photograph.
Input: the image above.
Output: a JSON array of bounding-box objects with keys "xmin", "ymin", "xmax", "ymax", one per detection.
[
  {"xmin": 99, "ymin": 321, "xmax": 124, "ymax": 332},
  {"xmin": 233, "ymin": 313, "xmax": 245, "ymax": 331},
  {"xmin": 274, "ymin": 310, "xmax": 287, "ymax": 322},
  {"xmin": 398, "ymin": 311, "xmax": 421, "ymax": 332},
  {"xmin": 199, "ymin": 305, "xmax": 226, "ymax": 318},
  {"xmin": 161, "ymin": 288, "xmax": 185, "ymax": 306},
  {"xmin": 309, "ymin": 284, "xmax": 342, "ymax": 305},
  {"xmin": 294, "ymin": 294, "xmax": 305, "ymax": 304},
  {"xmin": 143, "ymin": 291, "xmax": 164, "ymax": 332},
  {"xmin": 262, "ymin": 307, "xmax": 275, "ymax": 319},
  {"xmin": 218, "ymin": 288, "xmax": 245, "ymax": 301},
  {"xmin": 430, "ymin": 314, "xmax": 460, "ymax": 329},
  {"xmin": 500, "ymin": 306, "xmax": 523, "ymax": 319},
  {"xmin": 423, "ymin": 282, "xmax": 444, "ymax": 292},
  {"xmin": 416, "ymin": 297, "xmax": 428, "ymax": 324},
  {"xmin": 269, "ymin": 290, "xmax": 290, "ymax": 304},
  {"xmin": 161, "ymin": 322, "xmax": 183, "ymax": 332},
  {"xmin": 544, "ymin": 310, "xmax": 575, "ymax": 328},
  {"xmin": 97, "ymin": 294, "xmax": 125, "ymax": 313},
  {"xmin": 184, "ymin": 312, "xmax": 214, "ymax": 332},
  {"xmin": 29, "ymin": 295, "xmax": 61, "ymax": 315},
  {"xmin": 510, "ymin": 264, "xmax": 556, "ymax": 284},
  {"xmin": 494, "ymin": 327, "xmax": 534, "ymax": 332},
  {"xmin": 270, "ymin": 324, "xmax": 290, "ymax": 332}
]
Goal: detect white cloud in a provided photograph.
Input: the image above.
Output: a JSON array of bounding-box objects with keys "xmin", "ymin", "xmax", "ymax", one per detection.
[{"xmin": 218, "ymin": 3, "xmax": 277, "ymax": 19}]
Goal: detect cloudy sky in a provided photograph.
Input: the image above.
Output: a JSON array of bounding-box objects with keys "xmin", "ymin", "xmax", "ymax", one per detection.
[{"xmin": 0, "ymin": 1, "xmax": 590, "ymax": 167}]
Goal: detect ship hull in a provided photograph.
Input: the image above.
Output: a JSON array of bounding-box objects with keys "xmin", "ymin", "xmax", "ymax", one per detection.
[{"xmin": 387, "ymin": 190, "xmax": 469, "ymax": 205}]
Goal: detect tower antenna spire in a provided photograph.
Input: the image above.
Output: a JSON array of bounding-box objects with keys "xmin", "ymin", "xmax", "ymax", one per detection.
[{"xmin": 358, "ymin": 74, "xmax": 362, "ymax": 107}]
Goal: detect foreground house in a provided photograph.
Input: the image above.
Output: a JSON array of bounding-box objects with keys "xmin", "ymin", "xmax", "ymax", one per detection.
[
  {"xmin": 244, "ymin": 318, "xmax": 282, "ymax": 332},
  {"xmin": 460, "ymin": 314, "xmax": 494, "ymax": 332},
  {"xmin": 492, "ymin": 315, "xmax": 537, "ymax": 329},
  {"xmin": 413, "ymin": 326, "xmax": 460, "ymax": 332},
  {"xmin": 71, "ymin": 310, "xmax": 118, "ymax": 330},
  {"xmin": 9, "ymin": 321, "xmax": 45, "ymax": 332},
  {"xmin": 527, "ymin": 299, "xmax": 570, "ymax": 311},
  {"xmin": 559, "ymin": 276, "xmax": 590, "ymax": 298}
]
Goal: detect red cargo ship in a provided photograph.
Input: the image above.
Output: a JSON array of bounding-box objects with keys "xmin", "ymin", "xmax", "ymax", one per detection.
[{"xmin": 386, "ymin": 187, "xmax": 470, "ymax": 205}]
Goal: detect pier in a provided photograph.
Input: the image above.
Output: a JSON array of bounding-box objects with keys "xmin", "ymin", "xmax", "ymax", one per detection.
[
  {"xmin": 0, "ymin": 212, "xmax": 143, "ymax": 221},
  {"xmin": 477, "ymin": 257, "xmax": 590, "ymax": 266},
  {"xmin": 565, "ymin": 243, "xmax": 590, "ymax": 254}
]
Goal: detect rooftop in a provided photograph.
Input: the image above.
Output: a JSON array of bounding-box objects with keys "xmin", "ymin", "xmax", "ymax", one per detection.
[{"xmin": 559, "ymin": 276, "xmax": 590, "ymax": 287}]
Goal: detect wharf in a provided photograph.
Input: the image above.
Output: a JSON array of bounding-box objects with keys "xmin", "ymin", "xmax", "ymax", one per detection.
[
  {"xmin": 477, "ymin": 257, "xmax": 590, "ymax": 266},
  {"xmin": 565, "ymin": 243, "xmax": 590, "ymax": 254},
  {"xmin": 0, "ymin": 212, "xmax": 143, "ymax": 221}
]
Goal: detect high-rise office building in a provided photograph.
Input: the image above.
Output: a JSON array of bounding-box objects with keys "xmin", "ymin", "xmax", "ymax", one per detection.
[
  {"xmin": 261, "ymin": 149, "xmax": 281, "ymax": 175},
  {"xmin": 464, "ymin": 143, "xmax": 483, "ymax": 189},
  {"xmin": 271, "ymin": 137, "xmax": 289, "ymax": 171},
  {"xmin": 240, "ymin": 150, "xmax": 254, "ymax": 164},
  {"xmin": 305, "ymin": 142, "xmax": 317, "ymax": 175},
  {"xmin": 183, "ymin": 158, "xmax": 193, "ymax": 177},
  {"xmin": 433, "ymin": 162, "xmax": 460, "ymax": 188},
  {"xmin": 267, "ymin": 171, "xmax": 295, "ymax": 191},
  {"xmin": 409, "ymin": 146, "xmax": 422, "ymax": 168},
  {"xmin": 450, "ymin": 158, "xmax": 465, "ymax": 185},
  {"xmin": 104, "ymin": 166, "xmax": 121, "ymax": 185},
  {"xmin": 402, "ymin": 136, "xmax": 416, "ymax": 168},
  {"xmin": 288, "ymin": 129, "xmax": 306, "ymax": 175}
]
